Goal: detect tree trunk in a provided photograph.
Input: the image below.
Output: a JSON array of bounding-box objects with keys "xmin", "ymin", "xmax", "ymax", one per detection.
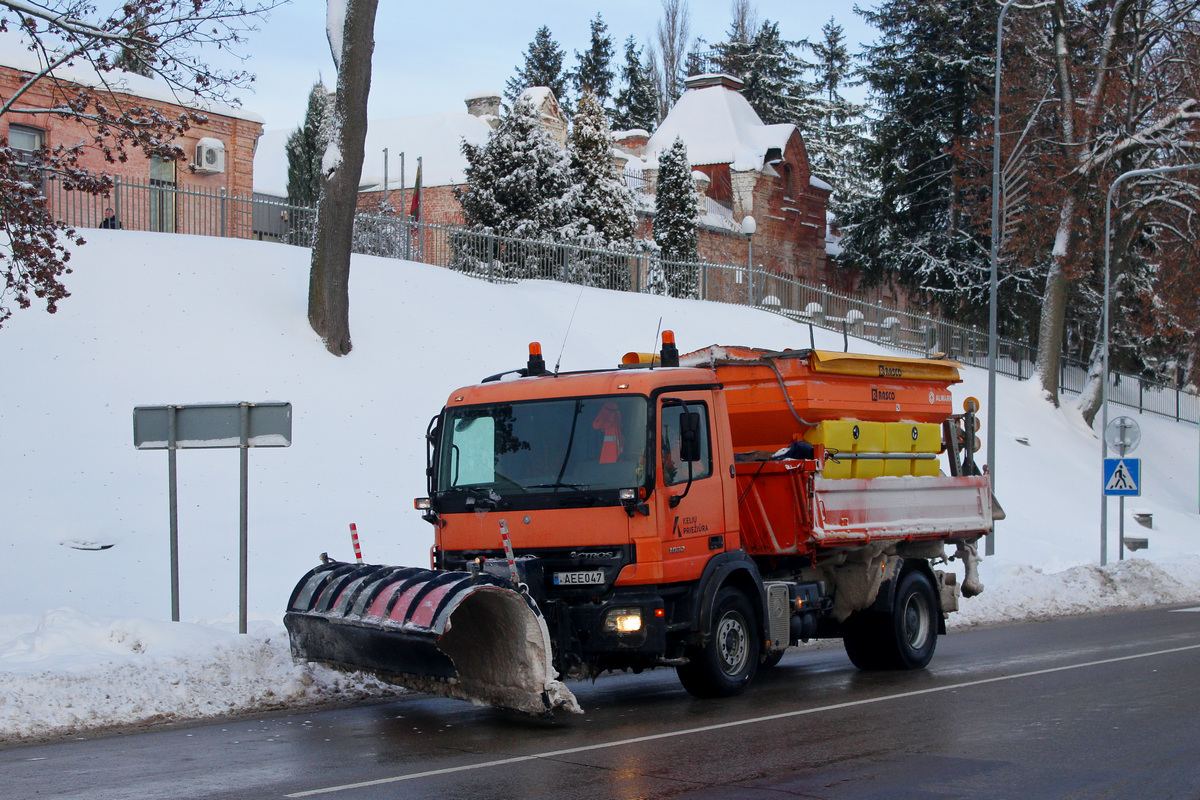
[
  {"xmin": 1076, "ymin": 333, "xmax": 1105, "ymax": 427},
  {"xmin": 308, "ymin": 0, "xmax": 378, "ymax": 356},
  {"xmin": 1034, "ymin": 195, "xmax": 1076, "ymax": 404}
]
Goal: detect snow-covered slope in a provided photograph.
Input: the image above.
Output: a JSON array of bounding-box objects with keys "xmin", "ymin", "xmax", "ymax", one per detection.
[{"xmin": 2, "ymin": 231, "xmax": 1197, "ymax": 742}]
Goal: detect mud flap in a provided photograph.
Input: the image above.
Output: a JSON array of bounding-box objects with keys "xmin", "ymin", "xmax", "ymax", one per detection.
[{"xmin": 284, "ymin": 562, "xmax": 580, "ymax": 716}]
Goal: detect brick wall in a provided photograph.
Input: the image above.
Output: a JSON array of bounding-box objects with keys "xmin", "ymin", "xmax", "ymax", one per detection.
[
  {"xmin": 1, "ymin": 64, "xmax": 262, "ymax": 233},
  {"xmin": 356, "ymin": 185, "xmax": 465, "ymax": 226}
]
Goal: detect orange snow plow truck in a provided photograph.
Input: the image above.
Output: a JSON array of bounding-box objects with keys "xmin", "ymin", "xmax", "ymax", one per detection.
[{"xmin": 285, "ymin": 334, "xmax": 996, "ymax": 715}]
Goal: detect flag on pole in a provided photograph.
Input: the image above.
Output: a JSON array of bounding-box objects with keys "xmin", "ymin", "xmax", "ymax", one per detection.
[{"xmin": 409, "ymin": 161, "xmax": 422, "ymax": 221}]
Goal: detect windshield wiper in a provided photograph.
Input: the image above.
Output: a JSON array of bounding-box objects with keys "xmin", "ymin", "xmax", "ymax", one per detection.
[
  {"xmin": 525, "ymin": 482, "xmax": 589, "ymax": 491},
  {"xmin": 442, "ymin": 486, "xmax": 502, "ymax": 509}
]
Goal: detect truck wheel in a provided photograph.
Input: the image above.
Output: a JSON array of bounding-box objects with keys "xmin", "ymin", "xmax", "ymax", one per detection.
[
  {"xmin": 843, "ymin": 570, "xmax": 938, "ymax": 671},
  {"xmin": 677, "ymin": 588, "xmax": 759, "ymax": 698}
]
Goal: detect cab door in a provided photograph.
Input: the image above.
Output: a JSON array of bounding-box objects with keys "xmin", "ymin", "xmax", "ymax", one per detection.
[{"xmin": 657, "ymin": 393, "xmax": 727, "ymax": 582}]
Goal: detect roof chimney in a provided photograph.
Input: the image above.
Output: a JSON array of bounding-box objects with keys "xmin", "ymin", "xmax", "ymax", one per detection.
[
  {"xmin": 465, "ymin": 92, "xmax": 501, "ymax": 119},
  {"xmin": 683, "ymin": 73, "xmax": 745, "ymax": 92}
]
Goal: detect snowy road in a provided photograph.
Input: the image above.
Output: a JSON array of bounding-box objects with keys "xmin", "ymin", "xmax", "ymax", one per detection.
[{"xmin": 4, "ymin": 605, "xmax": 1199, "ymax": 800}]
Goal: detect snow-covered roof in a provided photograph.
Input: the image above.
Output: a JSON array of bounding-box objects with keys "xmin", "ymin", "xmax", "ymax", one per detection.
[
  {"xmin": 0, "ymin": 31, "xmax": 264, "ymax": 124},
  {"xmin": 810, "ymin": 175, "xmax": 833, "ymax": 193},
  {"xmin": 253, "ymin": 111, "xmax": 494, "ymax": 197},
  {"xmin": 520, "ymin": 86, "xmax": 554, "ymax": 107},
  {"xmin": 645, "ymin": 78, "xmax": 795, "ymax": 171}
]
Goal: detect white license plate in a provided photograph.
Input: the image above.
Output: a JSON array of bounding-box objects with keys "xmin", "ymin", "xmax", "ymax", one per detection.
[{"xmin": 553, "ymin": 570, "xmax": 605, "ymax": 586}]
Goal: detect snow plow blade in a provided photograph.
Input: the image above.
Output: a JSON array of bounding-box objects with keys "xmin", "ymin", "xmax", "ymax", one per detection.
[{"xmin": 283, "ymin": 561, "xmax": 579, "ymax": 716}]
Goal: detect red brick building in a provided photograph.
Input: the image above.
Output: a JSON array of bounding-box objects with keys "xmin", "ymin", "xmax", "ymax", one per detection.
[
  {"xmin": 1, "ymin": 50, "xmax": 263, "ymax": 234},
  {"xmin": 252, "ymin": 79, "xmax": 833, "ymax": 291},
  {"xmin": 625, "ymin": 73, "xmax": 837, "ymax": 288}
]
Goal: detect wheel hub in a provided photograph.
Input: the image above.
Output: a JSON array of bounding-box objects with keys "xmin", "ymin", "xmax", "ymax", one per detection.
[{"xmin": 717, "ymin": 613, "xmax": 748, "ymax": 675}]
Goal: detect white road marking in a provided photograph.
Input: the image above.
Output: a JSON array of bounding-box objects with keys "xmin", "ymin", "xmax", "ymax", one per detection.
[
  {"xmin": 285, "ymin": 642, "xmax": 1200, "ymax": 798},
  {"xmin": 1168, "ymin": 607, "xmax": 1200, "ymax": 613}
]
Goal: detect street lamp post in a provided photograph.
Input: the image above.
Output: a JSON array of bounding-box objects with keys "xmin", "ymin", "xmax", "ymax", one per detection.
[
  {"xmin": 1099, "ymin": 163, "xmax": 1199, "ymax": 565},
  {"xmin": 742, "ymin": 215, "xmax": 757, "ymax": 307},
  {"xmin": 986, "ymin": 0, "xmax": 1019, "ymax": 558}
]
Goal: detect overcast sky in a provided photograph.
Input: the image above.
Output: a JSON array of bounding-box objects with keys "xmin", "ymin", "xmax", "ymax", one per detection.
[{"xmin": 230, "ymin": 1, "xmax": 879, "ymax": 133}]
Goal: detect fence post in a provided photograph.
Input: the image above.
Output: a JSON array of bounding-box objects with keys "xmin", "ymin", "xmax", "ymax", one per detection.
[
  {"xmin": 488, "ymin": 232, "xmax": 495, "ymax": 283},
  {"xmin": 220, "ymin": 187, "xmax": 227, "ymax": 237},
  {"xmin": 114, "ymin": 176, "xmax": 121, "ymax": 228},
  {"xmin": 1139, "ymin": 379, "xmax": 1144, "ymax": 414}
]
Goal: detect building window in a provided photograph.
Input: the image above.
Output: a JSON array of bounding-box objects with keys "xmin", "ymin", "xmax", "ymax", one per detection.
[
  {"xmin": 149, "ymin": 156, "xmax": 176, "ymax": 233},
  {"xmin": 7, "ymin": 124, "xmax": 46, "ymax": 190}
]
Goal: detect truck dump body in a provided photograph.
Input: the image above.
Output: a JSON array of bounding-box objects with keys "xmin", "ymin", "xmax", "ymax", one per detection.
[{"xmin": 736, "ymin": 460, "xmax": 992, "ymax": 555}]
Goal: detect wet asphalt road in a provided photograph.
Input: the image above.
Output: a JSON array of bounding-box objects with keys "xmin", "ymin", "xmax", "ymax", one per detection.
[{"xmin": 4, "ymin": 604, "xmax": 1200, "ymax": 800}]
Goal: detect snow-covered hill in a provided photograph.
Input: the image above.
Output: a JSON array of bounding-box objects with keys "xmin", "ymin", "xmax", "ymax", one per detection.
[{"xmin": 2, "ymin": 231, "xmax": 1197, "ymax": 742}]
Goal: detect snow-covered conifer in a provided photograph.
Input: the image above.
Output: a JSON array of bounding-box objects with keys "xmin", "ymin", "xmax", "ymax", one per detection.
[
  {"xmin": 565, "ymin": 92, "xmax": 638, "ymax": 288},
  {"xmin": 456, "ymin": 99, "xmax": 574, "ymax": 278},
  {"xmin": 567, "ymin": 93, "xmax": 637, "ymax": 243},
  {"xmin": 653, "ymin": 137, "xmax": 700, "ymax": 297},
  {"xmin": 574, "ymin": 14, "xmax": 615, "ymax": 106},
  {"xmin": 286, "ymin": 80, "xmax": 334, "ymax": 208},
  {"xmin": 613, "ymin": 37, "xmax": 659, "ymax": 132},
  {"xmin": 507, "ymin": 26, "xmax": 571, "ymax": 114},
  {"xmin": 799, "ymin": 18, "xmax": 870, "ymax": 212},
  {"xmin": 839, "ymin": 0, "xmax": 996, "ymax": 321},
  {"xmin": 737, "ymin": 21, "xmax": 807, "ymax": 126}
]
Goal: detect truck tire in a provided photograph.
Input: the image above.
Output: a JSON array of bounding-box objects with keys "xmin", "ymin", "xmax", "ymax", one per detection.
[
  {"xmin": 842, "ymin": 570, "xmax": 938, "ymax": 671},
  {"xmin": 677, "ymin": 587, "xmax": 760, "ymax": 698}
]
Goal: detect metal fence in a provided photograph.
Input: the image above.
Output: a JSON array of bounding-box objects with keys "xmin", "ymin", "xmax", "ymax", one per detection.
[{"xmin": 43, "ymin": 177, "xmax": 1198, "ymax": 425}]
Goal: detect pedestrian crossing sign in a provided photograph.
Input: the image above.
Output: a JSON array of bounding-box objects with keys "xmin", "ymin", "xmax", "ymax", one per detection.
[{"xmin": 1103, "ymin": 458, "xmax": 1141, "ymax": 496}]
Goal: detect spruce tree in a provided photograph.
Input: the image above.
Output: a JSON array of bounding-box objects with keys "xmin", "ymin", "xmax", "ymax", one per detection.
[
  {"xmin": 840, "ymin": 0, "xmax": 997, "ymax": 320},
  {"xmin": 613, "ymin": 37, "xmax": 659, "ymax": 131},
  {"xmin": 456, "ymin": 98, "xmax": 574, "ymax": 250},
  {"xmin": 286, "ymin": 80, "xmax": 334, "ymax": 208},
  {"xmin": 507, "ymin": 26, "xmax": 571, "ymax": 113},
  {"xmin": 567, "ymin": 92, "xmax": 637, "ymax": 244},
  {"xmin": 800, "ymin": 18, "xmax": 870, "ymax": 212},
  {"xmin": 712, "ymin": 0, "xmax": 757, "ymax": 79},
  {"xmin": 653, "ymin": 137, "xmax": 700, "ymax": 297},
  {"xmin": 574, "ymin": 14, "xmax": 615, "ymax": 105},
  {"xmin": 738, "ymin": 21, "xmax": 807, "ymax": 126}
]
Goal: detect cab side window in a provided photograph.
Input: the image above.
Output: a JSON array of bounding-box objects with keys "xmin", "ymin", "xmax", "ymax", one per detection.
[{"xmin": 661, "ymin": 403, "xmax": 712, "ymax": 486}]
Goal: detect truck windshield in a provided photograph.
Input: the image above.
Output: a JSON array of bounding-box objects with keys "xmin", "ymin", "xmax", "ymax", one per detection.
[{"xmin": 438, "ymin": 396, "xmax": 648, "ymax": 495}]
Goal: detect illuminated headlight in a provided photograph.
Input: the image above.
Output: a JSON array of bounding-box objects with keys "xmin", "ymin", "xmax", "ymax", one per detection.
[
  {"xmin": 618, "ymin": 488, "xmax": 638, "ymax": 503},
  {"xmin": 414, "ymin": 497, "xmax": 432, "ymax": 510},
  {"xmin": 603, "ymin": 607, "xmax": 643, "ymax": 634}
]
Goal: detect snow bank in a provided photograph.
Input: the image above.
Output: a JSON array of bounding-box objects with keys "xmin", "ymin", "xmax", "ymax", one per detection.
[{"xmin": 0, "ymin": 610, "xmax": 396, "ymax": 743}]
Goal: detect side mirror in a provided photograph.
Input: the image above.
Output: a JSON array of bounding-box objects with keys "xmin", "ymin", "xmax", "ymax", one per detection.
[{"xmin": 679, "ymin": 412, "xmax": 702, "ymax": 462}]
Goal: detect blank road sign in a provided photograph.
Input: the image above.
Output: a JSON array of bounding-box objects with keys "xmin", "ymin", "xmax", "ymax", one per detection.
[{"xmin": 134, "ymin": 403, "xmax": 292, "ymax": 449}]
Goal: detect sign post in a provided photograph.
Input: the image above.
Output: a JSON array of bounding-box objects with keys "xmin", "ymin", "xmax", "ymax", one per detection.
[
  {"xmin": 1102, "ymin": 416, "xmax": 1141, "ymax": 563},
  {"xmin": 134, "ymin": 402, "xmax": 292, "ymax": 632}
]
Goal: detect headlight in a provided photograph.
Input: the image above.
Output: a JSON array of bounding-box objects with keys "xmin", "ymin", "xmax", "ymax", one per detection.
[{"xmin": 603, "ymin": 607, "xmax": 643, "ymax": 634}]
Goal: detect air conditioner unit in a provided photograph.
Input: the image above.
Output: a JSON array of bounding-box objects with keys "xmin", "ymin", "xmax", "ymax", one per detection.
[{"xmin": 194, "ymin": 138, "xmax": 226, "ymax": 174}]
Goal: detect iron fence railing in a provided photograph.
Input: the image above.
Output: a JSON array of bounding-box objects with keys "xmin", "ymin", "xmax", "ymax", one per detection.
[{"xmin": 41, "ymin": 176, "xmax": 1198, "ymax": 425}]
